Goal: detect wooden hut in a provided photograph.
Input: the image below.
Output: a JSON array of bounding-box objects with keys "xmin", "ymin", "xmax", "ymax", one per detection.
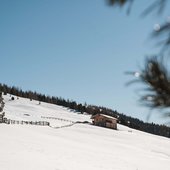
[{"xmin": 91, "ymin": 114, "xmax": 117, "ymax": 130}]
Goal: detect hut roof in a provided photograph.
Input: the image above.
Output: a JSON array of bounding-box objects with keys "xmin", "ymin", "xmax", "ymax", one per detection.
[{"xmin": 91, "ymin": 114, "xmax": 117, "ymax": 120}]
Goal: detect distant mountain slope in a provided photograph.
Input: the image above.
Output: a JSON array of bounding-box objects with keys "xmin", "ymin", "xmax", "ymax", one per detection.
[
  {"xmin": 0, "ymin": 94, "xmax": 170, "ymax": 170},
  {"xmin": 1, "ymin": 83, "xmax": 170, "ymax": 138}
]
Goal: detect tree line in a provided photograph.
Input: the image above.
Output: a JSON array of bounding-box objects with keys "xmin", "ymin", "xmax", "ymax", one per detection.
[{"xmin": 0, "ymin": 83, "xmax": 170, "ymax": 138}]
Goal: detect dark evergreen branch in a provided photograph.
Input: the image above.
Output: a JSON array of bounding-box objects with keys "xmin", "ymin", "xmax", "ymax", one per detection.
[
  {"xmin": 139, "ymin": 57, "xmax": 170, "ymax": 109},
  {"xmin": 141, "ymin": 0, "xmax": 167, "ymax": 17},
  {"xmin": 107, "ymin": 0, "xmax": 128, "ymax": 6}
]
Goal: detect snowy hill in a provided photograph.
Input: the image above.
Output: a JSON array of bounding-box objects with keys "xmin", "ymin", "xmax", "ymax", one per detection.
[{"xmin": 0, "ymin": 94, "xmax": 170, "ymax": 170}]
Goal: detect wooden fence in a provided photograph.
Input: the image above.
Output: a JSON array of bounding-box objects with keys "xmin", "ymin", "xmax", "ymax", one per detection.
[
  {"xmin": 41, "ymin": 116, "xmax": 75, "ymax": 123},
  {"xmin": 41, "ymin": 116, "xmax": 76, "ymax": 129},
  {"xmin": 0, "ymin": 113, "xmax": 5, "ymax": 123},
  {"xmin": 50, "ymin": 122, "xmax": 76, "ymax": 129},
  {"xmin": 1, "ymin": 115, "xmax": 90, "ymax": 129},
  {"xmin": 0, "ymin": 115, "xmax": 3, "ymax": 123},
  {"xmin": 3, "ymin": 118, "xmax": 50, "ymax": 126}
]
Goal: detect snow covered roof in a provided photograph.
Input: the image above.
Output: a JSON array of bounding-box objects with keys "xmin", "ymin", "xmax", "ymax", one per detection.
[
  {"xmin": 100, "ymin": 114, "xmax": 117, "ymax": 120},
  {"xmin": 91, "ymin": 114, "xmax": 117, "ymax": 120}
]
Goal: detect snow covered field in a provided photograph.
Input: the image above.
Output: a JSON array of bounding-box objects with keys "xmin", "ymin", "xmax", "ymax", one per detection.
[{"xmin": 0, "ymin": 94, "xmax": 170, "ymax": 170}]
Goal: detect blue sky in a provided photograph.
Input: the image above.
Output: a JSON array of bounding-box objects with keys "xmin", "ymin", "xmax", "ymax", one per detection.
[{"xmin": 1, "ymin": 0, "xmax": 170, "ymax": 124}]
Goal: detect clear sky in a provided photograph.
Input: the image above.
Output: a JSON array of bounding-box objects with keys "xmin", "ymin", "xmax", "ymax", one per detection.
[{"xmin": 1, "ymin": 0, "xmax": 170, "ymax": 124}]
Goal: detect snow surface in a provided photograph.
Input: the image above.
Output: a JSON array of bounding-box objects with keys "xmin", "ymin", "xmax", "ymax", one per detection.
[{"xmin": 0, "ymin": 94, "xmax": 170, "ymax": 170}]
